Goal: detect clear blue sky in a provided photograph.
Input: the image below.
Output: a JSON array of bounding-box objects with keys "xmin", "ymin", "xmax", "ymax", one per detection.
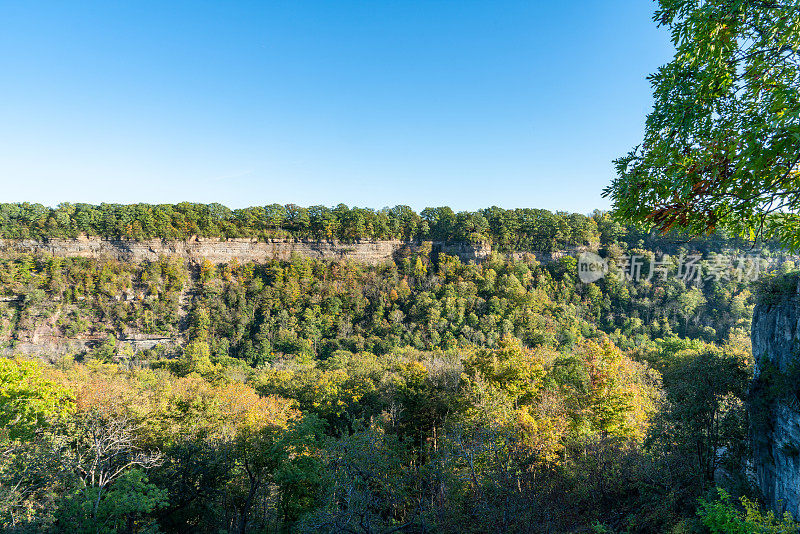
[{"xmin": 0, "ymin": 1, "xmax": 673, "ymax": 213}]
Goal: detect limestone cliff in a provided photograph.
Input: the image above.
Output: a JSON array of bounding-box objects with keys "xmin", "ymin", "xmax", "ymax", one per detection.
[
  {"xmin": 0, "ymin": 237, "xmax": 491, "ymax": 265},
  {"xmin": 751, "ymin": 274, "xmax": 800, "ymax": 517}
]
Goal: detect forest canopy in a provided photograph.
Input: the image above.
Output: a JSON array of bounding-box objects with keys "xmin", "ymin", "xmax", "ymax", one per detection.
[{"xmin": 0, "ymin": 212, "xmax": 789, "ymax": 531}]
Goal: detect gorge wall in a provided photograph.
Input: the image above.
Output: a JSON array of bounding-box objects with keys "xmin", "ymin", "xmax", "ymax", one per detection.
[
  {"xmin": 0, "ymin": 237, "xmax": 492, "ymax": 359},
  {"xmin": 0, "ymin": 237, "xmax": 492, "ymax": 265},
  {"xmin": 751, "ymin": 275, "xmax": 800, "ymax": 517},
  {"xmin": 0, "ymin": 238, "xmax": 584, "ymax": 359}
]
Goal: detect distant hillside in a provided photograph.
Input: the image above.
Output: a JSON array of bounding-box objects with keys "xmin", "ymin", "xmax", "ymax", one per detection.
[{"xmin": 0, "ymin": 201, "xmax": 777, "ymax": 255}]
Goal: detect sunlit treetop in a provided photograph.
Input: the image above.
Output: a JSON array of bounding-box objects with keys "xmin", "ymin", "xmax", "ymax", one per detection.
[{"xmin": 604, "ymin": 0, "xmax": 800, "ymax": 249}]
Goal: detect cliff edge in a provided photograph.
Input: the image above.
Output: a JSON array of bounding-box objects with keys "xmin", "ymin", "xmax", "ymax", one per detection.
[{"xmin": 751, "ymin": 273, "xmax": 800, "ymax": 517}]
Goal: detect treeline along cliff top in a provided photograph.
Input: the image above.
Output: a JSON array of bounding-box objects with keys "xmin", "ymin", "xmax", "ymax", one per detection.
[{"xmin": 0, "ymin": 202, "xmax": 761, "ymax": 253}]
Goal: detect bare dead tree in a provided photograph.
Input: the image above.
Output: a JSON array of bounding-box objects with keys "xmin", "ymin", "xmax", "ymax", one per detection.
[{"xmin": 68, "ymin": 410, "xmax": 163, "ymax": 522}]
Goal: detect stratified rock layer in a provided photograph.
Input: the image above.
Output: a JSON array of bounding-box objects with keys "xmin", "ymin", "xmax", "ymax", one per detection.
[{"xmin": 0, "ymin": 237, "xmax": 491, "ymax": 264}]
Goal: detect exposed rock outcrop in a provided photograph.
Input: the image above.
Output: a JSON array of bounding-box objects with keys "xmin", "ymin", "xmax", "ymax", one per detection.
[
  {"xmin": 751, "ymin": 274, "xmax": 800, "ymax": 517},
  {"xmin": 0, "ymin": 237, "xmax": 492, "ymax": 265}
]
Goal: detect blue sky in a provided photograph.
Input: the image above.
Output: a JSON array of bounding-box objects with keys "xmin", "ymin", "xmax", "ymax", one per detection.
[{"xmin": 0, "ymin": 1, "xmax": 673, "ymax": 213}]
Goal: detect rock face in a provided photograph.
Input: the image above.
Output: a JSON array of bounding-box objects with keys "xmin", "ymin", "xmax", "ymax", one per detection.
[
  {"xmin": 0, "ymin": 237, "xmax": 492, "ymax": 265},
  {"xmin": 751, "ymin": 277, "xmax": 800, "ymax": 517}
]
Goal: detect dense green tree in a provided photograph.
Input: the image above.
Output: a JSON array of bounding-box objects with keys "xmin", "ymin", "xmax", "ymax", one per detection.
[
  {"xmin": 605, "ymin": 0, "xmax": 800, "ymax": 248},
  {"xmin": 0, "ymin": 358, "xmax": 73, "ymax": 441}
]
